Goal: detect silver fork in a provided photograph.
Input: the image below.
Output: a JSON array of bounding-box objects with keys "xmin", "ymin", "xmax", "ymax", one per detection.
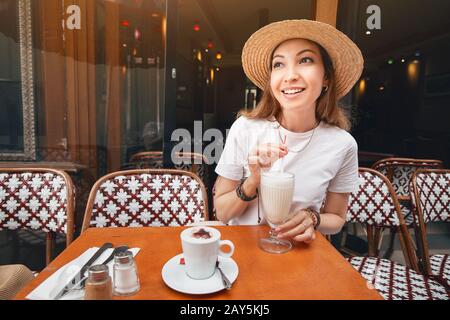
[{"xmin": 216, "ymin": 260, "xmax": 232, "ymax": 290}]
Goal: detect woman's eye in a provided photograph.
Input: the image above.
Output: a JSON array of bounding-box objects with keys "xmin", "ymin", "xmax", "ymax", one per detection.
[
  {"xmin": 300, "ymin": 57, "xmax": 313, "ymax": 63},
  {"xmin": 272, "ymin": 62, "xmax": 282, "ymax": 69}
]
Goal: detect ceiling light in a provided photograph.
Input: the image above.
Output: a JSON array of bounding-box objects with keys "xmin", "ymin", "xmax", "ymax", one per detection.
[
  {"xmin": 134, "ymin": 28, "xmax": 141, "ymax": 40},
  {"xmin": 193, "ymin": 21, "xmax": 200, "ymax": 32}
]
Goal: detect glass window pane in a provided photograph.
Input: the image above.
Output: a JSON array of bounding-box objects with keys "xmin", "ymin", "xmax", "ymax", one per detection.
[{"xmin": 0, "ymin": 0, "xmax": 24, "ymax": 153}]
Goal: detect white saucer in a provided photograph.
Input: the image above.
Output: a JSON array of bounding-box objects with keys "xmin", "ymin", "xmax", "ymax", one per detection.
[{"xmin": 162, "ymin": 253, "xmax": 239, "ymax": 294}]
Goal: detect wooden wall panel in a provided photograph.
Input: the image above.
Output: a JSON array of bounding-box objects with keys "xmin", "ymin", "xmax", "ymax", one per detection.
[{"xmin": 311, "ymin": 0, "xmax": 339, "ymax": 27}]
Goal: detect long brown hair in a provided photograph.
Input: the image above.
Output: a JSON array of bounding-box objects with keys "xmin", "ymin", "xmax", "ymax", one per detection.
[{"xmin": 239, "ymin": 40, "xmax": 351, "ymax": 131}]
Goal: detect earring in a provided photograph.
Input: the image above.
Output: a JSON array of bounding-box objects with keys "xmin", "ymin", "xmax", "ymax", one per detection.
[{"xmin": 323, "ymin": 85, "xmax": 329, "ymax": 92}]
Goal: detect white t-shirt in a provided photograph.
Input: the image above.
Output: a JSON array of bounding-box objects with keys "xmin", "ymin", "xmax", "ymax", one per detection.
[{"xmin": 215, "ymin": 116, "xmax": 359, "ymax": 225}]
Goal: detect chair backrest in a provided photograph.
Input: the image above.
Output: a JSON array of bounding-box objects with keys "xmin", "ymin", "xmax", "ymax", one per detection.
[
  {"xmin": 0, "ymin": 168, "xmax": 75, "ymax": 264},
  {"xmin": 411, "ymin": 169, "xmax": 450, "ymax": 275},
  {"xmin": 128, "ymin": 151, "xmax": 164, "ymax": 167},
  {"xmin": 348, "ymin": 168, "xmax": 403, "ymax": 227},
  {"xmin": 372, "ymin": 158, "xmax": 443, "ymax": 199},
  {"xmin": 126, "ymin": 151, "xmax": 212, "ymax": 217},
  {"xmin": 82, "ymin": 169, "xmax": 209, "ymax": 232},
  {"xmin": 346, "ymin": 168, "xmax": 419, "ymax": 271},
  {"xmin": 126, "ymin": 151, "xmax": 210, "ymax": 189}
]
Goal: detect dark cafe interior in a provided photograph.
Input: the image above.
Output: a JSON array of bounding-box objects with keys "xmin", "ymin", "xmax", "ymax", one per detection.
[{"xmin": 0, "ymin": 0, "xmax": 449, "ymax": 303}]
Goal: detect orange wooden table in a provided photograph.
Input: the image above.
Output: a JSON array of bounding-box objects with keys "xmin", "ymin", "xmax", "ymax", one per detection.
[{"xmin": 15, "ymin": 226, "xmax": 383, "ymax": 300}]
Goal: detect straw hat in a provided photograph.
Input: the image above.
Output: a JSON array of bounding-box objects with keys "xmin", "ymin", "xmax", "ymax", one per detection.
[
  {"xmin": 0, "ymin": 264, "xmax": 34, "ymax": 300},
  {"xmin": 242, "ymin": 19, "xmax": 364, "ymax": 98}
]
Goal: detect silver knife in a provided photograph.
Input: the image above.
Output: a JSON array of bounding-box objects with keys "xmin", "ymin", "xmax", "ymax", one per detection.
[{"xmin": 53, "ymin": 242, "xmax": 113, "ymax": 300}]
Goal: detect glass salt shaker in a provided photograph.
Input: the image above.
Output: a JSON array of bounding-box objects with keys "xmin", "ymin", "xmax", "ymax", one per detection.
[
  {"xmin": 84, "ymin": 264, "xmax": 113, "ymax": 300},
  {"xmin": 113, "ymin": 250, "xmax": 140, "ymax": 296}
]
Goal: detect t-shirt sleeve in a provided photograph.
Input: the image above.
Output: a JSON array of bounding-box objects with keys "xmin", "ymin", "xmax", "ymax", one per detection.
[
  {"xmin": 215, "ymin": 118, "xmax": 247, "ymax": 181},
  {"xmin": 327, "ymin": 138, "xmax": 359, "ymax": 193}
]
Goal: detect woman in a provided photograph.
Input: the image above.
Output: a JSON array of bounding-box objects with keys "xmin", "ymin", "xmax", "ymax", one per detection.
[{"xmin": 214, "ymin": 20, "xmax": 364, "ymax": 243}]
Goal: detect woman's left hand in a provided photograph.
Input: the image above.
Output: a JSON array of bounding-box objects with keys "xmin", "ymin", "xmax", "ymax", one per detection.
[{"xmin": 274, "ymin": 209, "xmax": 316, "ymax": 243}]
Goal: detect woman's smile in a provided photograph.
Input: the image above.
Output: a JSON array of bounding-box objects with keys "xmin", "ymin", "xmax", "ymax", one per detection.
[{"xmin": 281, "ymin": 87, "xmax": 306, "ymax": 98}]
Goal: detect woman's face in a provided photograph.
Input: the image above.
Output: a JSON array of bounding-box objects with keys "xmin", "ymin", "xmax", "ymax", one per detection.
[{"xmin": 270, "ymin": 39, "xmax": 327, "ymax": 112}]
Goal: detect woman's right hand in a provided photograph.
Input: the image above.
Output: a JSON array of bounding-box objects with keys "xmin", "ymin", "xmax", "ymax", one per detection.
[{"xmin": 248, "ymin": 143, "xmax": 288, "ymax": 183}]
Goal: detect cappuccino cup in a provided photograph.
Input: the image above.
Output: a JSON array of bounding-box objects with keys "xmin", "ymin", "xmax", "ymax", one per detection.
[{"xmin": 180, "ymin": 227, "xmax": 235, "ymax": 280}]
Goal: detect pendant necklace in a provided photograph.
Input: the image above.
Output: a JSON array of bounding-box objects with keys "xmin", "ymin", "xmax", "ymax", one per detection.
[{"xmin": 277, "ymin": 123, "xmax": 317, "ymax": 153}]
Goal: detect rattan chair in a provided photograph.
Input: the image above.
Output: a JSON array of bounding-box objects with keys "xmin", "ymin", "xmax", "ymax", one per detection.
[
  {"xmin": 0, "ymin": 168, "xmax": 75, "ymax": 265},
  {"xmin": 127, "ymin": 151, "xmax": 164, "ymax": 168},
  {"xmin": 346, "ymin": 168, "xmax": 448, "ymax": 300},
  {"xmin": 411, "ymin": 169, "xmax": 450, "ymax": 290},
  {"xmin": 82, "ymin": 169, "xmax": 209, "ymax": 231},
  {"xmin": 126, "ymin": 152, "xmax": 209, "ymax": 183},
  {"xmin": 372, "ymin": 158, "xmax": 443, "ymax": 258},
  {"xmin": 126, "ymin": 151, "xmax": 212, "ymax": 217}
]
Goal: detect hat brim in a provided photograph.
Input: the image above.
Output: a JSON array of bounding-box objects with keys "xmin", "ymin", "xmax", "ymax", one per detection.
[{"xmin": 242, "ymin": 20, "xmax": 364, "ymax": 98}]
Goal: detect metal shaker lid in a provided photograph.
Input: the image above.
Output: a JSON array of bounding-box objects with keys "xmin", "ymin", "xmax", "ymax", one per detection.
[
  {"xmin": 88, "ymin": 264, "xmax": 109, "ymax": 282},
  {"xmin": 114, "ymin": 250, "xmax": 133, "ymax": 265}
]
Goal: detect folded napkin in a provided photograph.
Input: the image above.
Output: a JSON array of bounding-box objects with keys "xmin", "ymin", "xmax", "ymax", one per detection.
[{"xmin": 26, "ymin": 247, "xmax": 140, "ymax": 300}]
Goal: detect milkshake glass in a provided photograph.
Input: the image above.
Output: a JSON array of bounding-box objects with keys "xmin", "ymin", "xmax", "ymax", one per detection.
[{"xmin": 259, "ymin": 171, "xmax": 295, "ymax": 253}]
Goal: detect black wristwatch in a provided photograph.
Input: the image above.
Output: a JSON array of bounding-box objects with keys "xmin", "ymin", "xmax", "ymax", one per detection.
[{"xmin": 236, "ymin": 177, "xmax": 257, "ymax": 201}]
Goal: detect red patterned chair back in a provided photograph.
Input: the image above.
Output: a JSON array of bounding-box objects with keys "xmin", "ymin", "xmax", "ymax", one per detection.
[
  {"xmin": 126, "ymin": 151, "xmax": 212, "ymax": 218},
  {"xmin": 412, "ymin": 169, "xmax": 449, "ymax": 224},
  {"xmin": 82, "ymin": 169, "xmax": 209, "ymax": 231},
  {"xmin": 372, "ymin": 158, "xmax": 443, "ymax": 199},
  {"xmin": 125, "ymin": 151, "xmax": 210, "ymax": 192},
  {"xmin": 0, "ymin": 169, "xmax": 75, "ymax": 265},
  {"xmin": 346, "ymin": 168, "xmax": 418, "ymax": 270},
  {"xmin": 348, "ymin": 168, "xmax": 403, "ymax": 227},
  {"xmin": 411, "ymin": 169, "xmax": 450, "ymax": 276}
]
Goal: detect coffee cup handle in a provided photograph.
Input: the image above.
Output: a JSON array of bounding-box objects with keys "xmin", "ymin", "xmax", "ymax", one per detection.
[{"xmin": 218, "ymin": 240, "xmax": 235, "ymax": 258}]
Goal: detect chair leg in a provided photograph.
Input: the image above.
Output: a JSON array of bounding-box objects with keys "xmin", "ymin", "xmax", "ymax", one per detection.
[
  {"xmin": 397, "ymin": 225, "xmax": 419, "ymax": 271},
  {"xmin": 367, "ymin": 226, "xmax": 375, "ymax": 257},
  {"xmin": 382, "ymin": 227, "xmax": 396, "ymax": 259},
  {"xmin": 45, "ymin": 232, "xmax": 55, "ymax": 266},
  {"xmin": 374, "ymin": 228, "xmax": 385, "ymax": 256},
  {"xmin": 413, "ymin": 224, "xmax": 426, "ymax": 273},
  {"xmin": 335, "ymin": 225, "xmax": 351, "ymax": 256},
  {"xmin": 340, "ymin": 224, "xmax": 348, "ymax": 248}
]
